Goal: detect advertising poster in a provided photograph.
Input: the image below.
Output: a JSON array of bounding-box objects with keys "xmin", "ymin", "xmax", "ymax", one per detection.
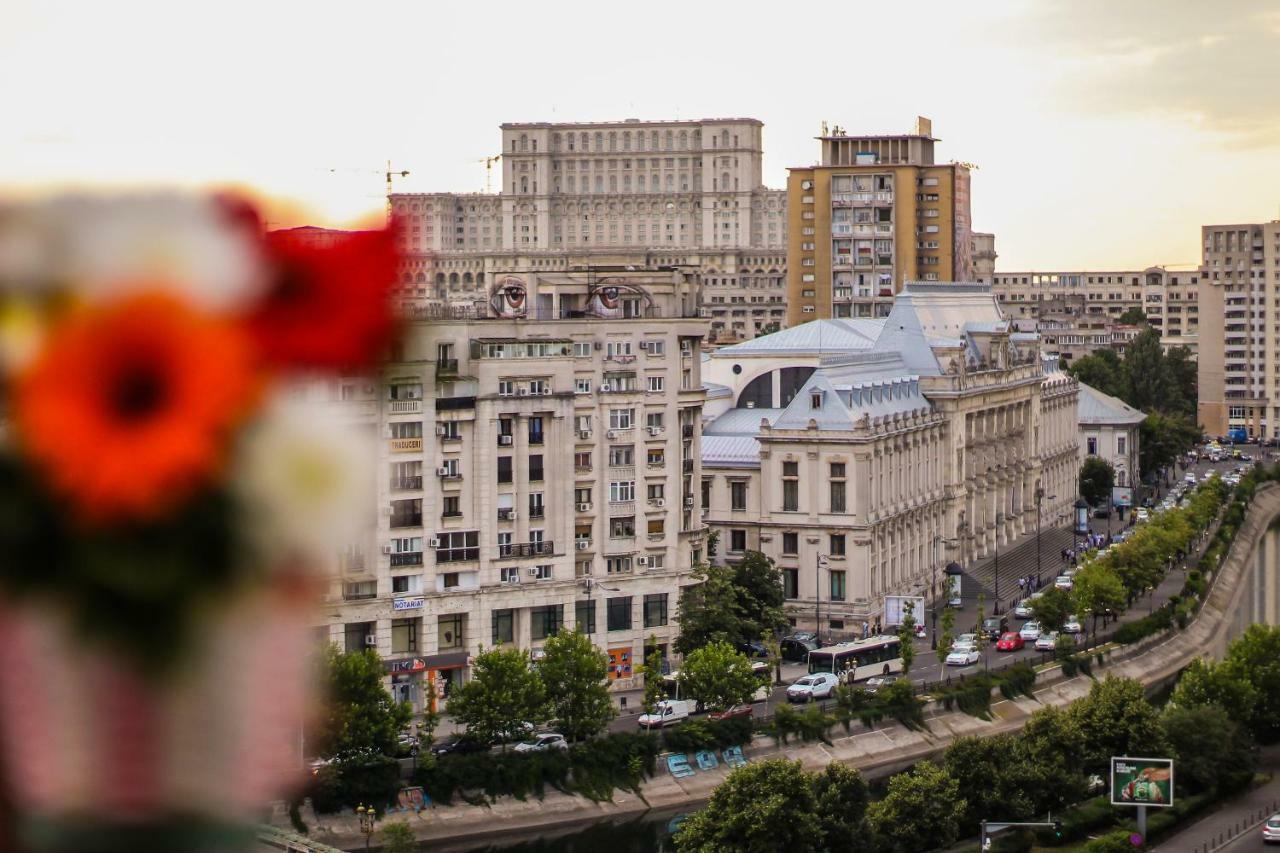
[{"xmin": 1110, "ymin": 757, "xmax": 1173, "ymax": 807}]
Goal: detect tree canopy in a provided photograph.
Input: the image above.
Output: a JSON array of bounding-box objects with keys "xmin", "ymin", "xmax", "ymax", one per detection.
[
  {"xmin": 674, "ymin": 759, "xmax": 826, "ymax": 853},
  {"xmin": 675, "ymin": 552, "xmax": 787, "ymax": 655},
  {"xmin": 678, "ymin": 640, "xmax": 761, "ymax": 711},
  {"xmin": 447, "ymin": 647, "xmax": 547, "ymax": 746},
  {"xmin": 1079, "ymin": 457, "xmax": 1115, "ymax": 507},
  {"xmin": 1117, "ymin": 307, "xmax": 1148, "ymax": 326},
  {"xmin": 866, "ymin": 760, "xmax": 966, "ymax": 853},
  {"xmin": 538, "ymin": 629, "xmax": 616, "ymax": 741},
  {"xmin": 312, "ymin": 645, "xmax": 412, "ymax": 760}
]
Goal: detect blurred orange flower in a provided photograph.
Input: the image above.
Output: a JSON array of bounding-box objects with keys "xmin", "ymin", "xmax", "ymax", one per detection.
[{"xmin": 13, "ymin": 291, "xmax": 258, "ymax": 524}]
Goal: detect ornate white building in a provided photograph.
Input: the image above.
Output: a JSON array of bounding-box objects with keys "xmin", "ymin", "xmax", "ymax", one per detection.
[{"xmin": 700, "ymin": 283, "xmax": 1081, "ymax": 636}]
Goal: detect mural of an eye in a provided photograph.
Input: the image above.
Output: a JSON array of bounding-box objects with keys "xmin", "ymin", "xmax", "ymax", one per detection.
[
  {"xmin": 489, "ymin": 277, "xmax": 527, "ymax": 317},
  {"xmin": 587, "ymin": 279, "xmax": 653, "ymax": 319}
]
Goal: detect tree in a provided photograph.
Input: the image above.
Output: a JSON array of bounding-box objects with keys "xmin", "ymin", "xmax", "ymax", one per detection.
[
  {"xmin": 1163, "ymin": 346, "xmax": 1198, "ymax": 420},
  {"xmin": 1222, "ymin": 624, "xmax": 1280, "ymax": 743},
  {"xmin": 731, "ymin": 550, "xmax": 788, "ymax": 642},
  {"xmin": 866, "ymin": 761, "xmax": 965, "ymax": 853},
  {"xmin": 1170, "ymin": 657, "xmax": 1258, "ymax": 730},
  {"xmin": 638, "ymin": 635, "xmax": 666, "ymax": 714},
  {"xmin": 944, "ymin": 735, "xmax": 1040, "ymax": 834},
  {"xmin": 1117, "ymin": 307, "xmax": 1148, "ymax": 326},
  {"xmin": 1161, "ymin": 704, "xmax": 1256, "ymax": 795},
  {"xmin": 312, "ymin": 646, "xmax": 413, "ymax": 760},
  {"xmin": 1076, "ymin": 562, "xmax": 1121, "ymax": 629},
  {"xmin": 380, "ymin": 821, "xmax": 417, "ymax": 853},
  {"xmin": 679, "ymin": 640, "xmax": 760, "ymax": 711},
  {"xmin": 1124, "ymin": 328, "xmax": 1168, "ymax": 413},
  {"xmin": 1029, "ymin": 586, "xmax": 1073, "ymax": 635},
  {"xmin": 447, "ymin": 647, "xmax": 547, "ymax": 746},
  {"xmin": 1069, "ymin": 676, "xmax": 1167, "ymax": 770},
  {"xmin": 1079, "ymin": 457, "xmax": 1115, "ymax": 508},
  {"xmin": 936, "ymin": 606, "xmax": 956, "ymax": 670},
  {"xmin": 675, "ymin": 563, "xmax": 744, "ymax": 655},
  {"xmin": 1067, "ymin": 348, "xmax": 1126, "ymax": 400},
  {"xmin": 898, "ymin": 599, "xmax": 917, "ymax": 674},
  {"xmin": 538, "ymin": 629, "xmax": 616, "ymax": 741},
  {"xmin": 1140, "ymin": 411, "xmax": 1200, "ymax": 479},
  {"xmin": 812, "ymin": 763, "xmax": 872, "ymax": 852},
  {"xmin": 675, "ymin": 759, "xmax": 822, "ymax": 853}
]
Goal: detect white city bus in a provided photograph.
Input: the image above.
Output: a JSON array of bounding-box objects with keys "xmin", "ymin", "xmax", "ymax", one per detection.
[{"xmin": 806, "ymin": 635, "xmax": 904, "ymax": 683}]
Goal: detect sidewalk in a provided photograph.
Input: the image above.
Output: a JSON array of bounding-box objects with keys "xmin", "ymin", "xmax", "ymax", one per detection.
[{"xmin": 1153, "ymin": 749, "xmax": 1280, "ymax": 850}]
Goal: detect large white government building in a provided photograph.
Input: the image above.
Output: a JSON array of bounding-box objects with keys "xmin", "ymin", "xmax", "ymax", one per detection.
[{"xmin": 699, "ymin": 283, "xmax": 1081, "ymax": 637}]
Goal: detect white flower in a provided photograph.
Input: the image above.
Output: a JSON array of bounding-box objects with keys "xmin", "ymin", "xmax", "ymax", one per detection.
[
  {"xmin": 0, "ymin": 193, "xmax": 268, "ymax": 310},
  {"xmin": 232, "ymin": 394, "xmax": 376, "ymax": 569}
]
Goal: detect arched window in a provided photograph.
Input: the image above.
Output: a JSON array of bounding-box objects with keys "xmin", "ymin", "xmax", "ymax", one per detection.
[
  {"xmin": 594, "ymin": 132, "xmax": 603, "ymax": 151},
  {"xmin": 721, "ymin": 172, "xmax": 730, "ymax": 190},
  {"xmin": 436, "ymin": 273, "xmax": 446, "ymax": 285},
  {"xmin": 462, "ymin": 272, "xmax": 473, "ymax": 285},
  {"xmin": 721, "ymin": 130, "xmax": 729, "ymax": 148},
  {"xmin": 414, "ymin": 272, "xmax": 425, "ymax": 284},
  {"xmin": 650, "ymin": 131, "xmax": 659, "ymax": 149},
  {"xmin": 449, "ymin": 272, "xmax": 459, "ymax": 285},
  {"xmin": 623, "ymin": 131, "xmax": 631, "ymax": 150},
  {"xmin": 520, "ymin": 134, "xmax": 528, "ymax": 151},
  {"xmin": 678, "ymin": 130, "xmax": 688, "ymax": 149},
  {"xmin": 608, "ymin": 132, "xmax": 616, "ymax": 151},
  {"xmin": 665, "ymin": 173, "xmax": 673, "ymax": 190},
  {"xmin": 665, "ymin": 130, "xmax": 673, "ymax": 150}
]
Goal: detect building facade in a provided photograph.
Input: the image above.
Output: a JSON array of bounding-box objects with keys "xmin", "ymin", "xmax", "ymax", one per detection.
[
  {"xmin": 971, "ymin": 232, "xmax": 997, "ymax": 285},
  {"xmin": 1197, "ymin": 221, "xmax": 1280, "ymax": 438},
  {"xmin": 701, "ymin": 284, "xmax": 1079, "ymax": 637},
  {"xmin": 785, "ymin": 117, "xmax": 975, "ymax": 325},
  {"xmin": 317, "ymin": 265, "xmax": 708, "ymax": 712},
  {"xmin": 1078, "ymin": 384, "xmax": 1144, "ymax": 494}
]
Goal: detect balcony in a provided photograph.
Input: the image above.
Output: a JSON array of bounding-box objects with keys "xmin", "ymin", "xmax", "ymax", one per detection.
[
  {"xmin": 436, "ymin": 358, "xmax": 459, "ymax": 377},
  {"xmin": 389, "ymin": 438, "xmax": 423, "ymax": 453},
  {"xmin": 388, "ymin": 400, "xmax": 423, "ymax": 415},
  {"xmin": 391, "ymin": 476, "xmax": 423, "ymax": 490},
  {"xmin": 435, "ymin": 396, "xmax": 475, "ymax": 412},
  {"xmin": 529, "ymin": 507, "xmax": 546, "ymax": 519},
  {"xmin": 682, "ymin": 459, "xmax": 695, "ymax": 474},
  {"xmin": 390, "ymin": 552, "xmax": 423, "ymax": 568},
  {"xmin": 389, "ymin": 513, "xmax": 423, "ymax": 529},
  {"xmin": 441, "ymin": 509, "xmax": 462, "ymax": 519},
  {"xmin": 435, "ymin": 546, "xmax": 480, "ymax": 563},
  {"xmin": 498, "ymin": 541, "xmax": 555, "ymax": 559},
  {"xmin": 682, "ymin": 424, "xmax": 694, "ymax": 439}
]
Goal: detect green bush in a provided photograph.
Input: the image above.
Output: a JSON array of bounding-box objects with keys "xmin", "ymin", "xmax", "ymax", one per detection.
[
  {"xmin": 878, "ymin": 679, "xmax": 926, "ymax": 730},
  {"xmin": 287, "ymin": 800, "xmax": 307, "ymax": 835},
  {"xmin": 1115, "ymin": 607, "xmax": 1173, "ymax": 644},
  {"xmin": 998, "ymin": 662, "xmax": 1037, "ymax": 700},
  {"xmin": 1085, "ymin": 829, "xmax": 1141, "ymax": 852},
  {"xmin": 770, "ymin": 703, "xmax": 833, "ymax": 744},
  {"xmin": 306, "ymin": 753, "xmax": 402, "ymax": 814},
  {"xmin": 662, "ymin": 715, "xmax": 751, "ymax": 753},
  {"xmin": 936, "ymin": 674, "xmax": 995, "ymax": 719}
]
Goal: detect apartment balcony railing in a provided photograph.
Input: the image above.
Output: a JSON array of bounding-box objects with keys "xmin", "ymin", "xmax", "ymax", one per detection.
[
  {"xmin": 435, "ymin": 358, "xmax": 459, "ymax": 376},
  {"xmin": 435, "ymin": 547, "xmax": 480, "ymax": 563},
  {"xmin": 389, "ymin": 514, "xmax": 423, "ymax": 529},
  {"xmin": 391, "ymin": 476, "xmax": 423, "ymax": 490},
  {"xmin": 389, "ymin": 438, "xmax": 423, "ymax": 453},
  {"xmin": 388, "ymin": 400, "xmax": 423, "ymax": 414},
  {"xmin": 435, "ymin": 396, "xmax": 476, "ymax": 412},
  {"xmin": 390, "ymin": 552, "xmax": 423, "ymax": 568},
  {"xmin": 498, "ymin": 541, "xmax": 555, "ymax": 559}
]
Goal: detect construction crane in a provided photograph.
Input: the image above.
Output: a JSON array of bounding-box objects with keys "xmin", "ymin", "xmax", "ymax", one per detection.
[
  {"xmin": 476, "ymin": 155, "xmax": 501, "ymax": 193},
  {"xmin": 329, "ymin": 161, "xmax": 410, "ymax": 196}
]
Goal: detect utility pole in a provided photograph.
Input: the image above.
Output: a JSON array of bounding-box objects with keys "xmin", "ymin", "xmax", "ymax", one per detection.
[{"xmin": 815, "ymin": 553, "xmax": 829, "ymax": 644}]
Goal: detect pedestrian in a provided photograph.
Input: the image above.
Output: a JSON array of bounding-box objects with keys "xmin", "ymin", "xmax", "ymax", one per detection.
[{"xmin": 1018, "ymin": 576, "xmax": 1026, "ymax": 594}]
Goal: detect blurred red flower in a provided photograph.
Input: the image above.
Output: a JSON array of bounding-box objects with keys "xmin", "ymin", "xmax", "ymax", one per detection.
[
  {"xmin": 247, "ymin": 226, "xmax": 399, "ymax": 370},
  {"xmin": 13, "ymin": 291, "xmax": 258, "ymax": 524}
]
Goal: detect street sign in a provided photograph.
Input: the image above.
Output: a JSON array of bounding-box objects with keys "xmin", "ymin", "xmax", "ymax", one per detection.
[
  {"xmin": 884, "ymin": 595, "xmax": 924, "ymax": 627},
  {"xmin": 1110, "ymin": 757, "xmax": 1173, "ymax": 808}
]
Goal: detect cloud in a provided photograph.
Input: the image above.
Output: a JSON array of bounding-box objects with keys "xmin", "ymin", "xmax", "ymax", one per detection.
[{"xmin": 1025, "ymin": 0, "xmax": 1280, "ymax": 147}]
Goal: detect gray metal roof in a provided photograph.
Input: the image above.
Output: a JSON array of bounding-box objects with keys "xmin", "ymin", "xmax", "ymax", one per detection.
[
  {"xmin": 1078, "ymin": 383, "xmax": 1146, "ymax": 426},
  {"xmin": 701, "ymin": 435, "xmax": 762, "ymax": 468},
  {"xmin": 704, "ymin": 407, "xmax": 782, "ymax": 435},
  {"xmin": 710, "ymin": 319, "xmax": 884, "ymax": 356}
]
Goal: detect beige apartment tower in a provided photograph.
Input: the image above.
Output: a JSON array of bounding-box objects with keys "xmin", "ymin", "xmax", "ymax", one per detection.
[{"xmin": 786, "ymin": 117, "xmax": 973, "ymax": 325}]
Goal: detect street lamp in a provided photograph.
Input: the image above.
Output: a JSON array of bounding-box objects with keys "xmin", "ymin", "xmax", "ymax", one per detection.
[
  {"xmin": 815, "ymin": 553, "xmax": 829, "ymax": 645},
  {"xmin": 1035, "ymin": 486, "xmax": 1057, "ymax": 588},
  {"xmin": 356, "ymin": 804, "xmax": 378, "ymax": 851}
]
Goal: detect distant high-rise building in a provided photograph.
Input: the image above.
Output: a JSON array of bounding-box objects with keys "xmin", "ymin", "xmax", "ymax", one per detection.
[
  {"xmin": 971, "ymin": 232, "xmax": 997, "ymax": 285},
  {"xmin": 785, "ymin": 117, "xmax": 974, "ymax": 325},
  {"xmin": 1198, "ymin": 220, "xmax": 1280, "ymax": 438}
]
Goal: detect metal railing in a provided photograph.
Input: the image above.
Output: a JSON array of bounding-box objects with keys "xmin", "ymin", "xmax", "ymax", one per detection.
[{"xmin": 498, "ymin": 541, "xmax": 555, "ymax": 558}]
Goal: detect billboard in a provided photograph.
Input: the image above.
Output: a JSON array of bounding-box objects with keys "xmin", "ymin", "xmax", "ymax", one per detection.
[
  {"xmin": 1110, "ymin": 757, "xmax": 1173, "ymax": 808},
  {"xmin": 1112, "ymin": 487, "xmax": 1133, "ymax": 508},
  {"xmin": 884, "ymin": 595, "xmax": 925, "ymax": 627}
]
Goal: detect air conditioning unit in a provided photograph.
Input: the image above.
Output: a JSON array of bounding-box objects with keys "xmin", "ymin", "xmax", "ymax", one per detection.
[
  {"xmin": 427, "ymin": 537, "xmax": 440, "ymax": 548},
  {"xmin": 594, "ymin": 341, "xmax": 603, "ymax": 351},
  {"xmin": 498, "ymin": 435, "xmax": 513, "ymax": 446},
  {"xmin": 504, "ymin": 574, "xmax": 520, "ymax": 584},
  {"xmin": 651, "ymin": 498, "xmax": 666, "ymax": 508},
  {"xmin": 540, "ymin": 388, "xmax": 552, "ymax": 396},
  {"xmin": 381, "ymin": 545, "xmax": 392, "ymax": 555},
  {"xmin": 649, "ymin": 426, "xmax": 663, "ymax": 436},
  {"xmin": 505, "ymin": 511, "xmax": 518, "ymax": 521},
  {"xmin": 578, "ymin": 430, "xmax": 591, "ymax": 440},
  {"xmin": 435, "ymin": 425, "xmax": 449, "ymax": 436},
  {"xmin": 606, "ymin": 430, "xmax": 617, "ymax": 440},
  {"xmin": 683, "ymin": 497, "xmax": 695, "ymax": 507},
  {"xmin": 528, "ymin": 567, "xmax": 541, "ymax": 577},
  {"xmin": 577, "ymin": 502, "xmax": 592, "ymax": 512},
  {"xmin": 436, "ymin": 466, "xmax": 450, "ymax": 476},
  {"xmin": 600, "ymin": 384, "xmax": 612, "ymax": 393},
  {"xmin": 576, "ymin": 540, "xmax": 590, "ymax": 550},
  {"xmin": 635, "ymin": 556, "xmax": 649, "ymax": 567},
  {"xmin": 517, "ymin": 388, "xmax": 530, "ymax": 396},
  {"xmin": 364, "ymin": 635, "xmax": 378, "ymax": 646}
]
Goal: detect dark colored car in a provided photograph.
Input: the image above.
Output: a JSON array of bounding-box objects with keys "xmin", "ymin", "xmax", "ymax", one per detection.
[
  {"xmin": 980, "ymin": 616, "xmax": 1008, "ymax": 641},
  {"xmin": 1093, "ymin": 504, "xmax": 1112, "ymax": 518},
  {"xmin": 430, "ymin": 737, "xmax": 486, "ymax": 758},
  {"xmin": 708, "ymin": 703, "xmax": 754, "ymax": 722},
  {"xmin": 780, "ymin": 632, "xmax": 819, "ymax": 662},
  {"xmin": 736, "ymin": 640, "xmax": 770, "ymax": 659}
]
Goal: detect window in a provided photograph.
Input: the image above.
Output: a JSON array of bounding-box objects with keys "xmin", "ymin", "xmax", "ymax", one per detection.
[
  {"xmin": 438, "ymin": 421, "xmax": 460, "ymax": 441},
  {"xmin": 782, "ymin": 532, "xmax": 799, "ymax": 555},
  {"xmin": 647, "ymin": 375, "xmax": 665, "ymax": 392},
  {"xmin": 730, "ymin": 481, "xmax": 747, "ymax": 510},
  {"xmin": 528, "ymin": 416, "xmax": 544, "ymax": 445},
  {"xmin": 701, "ymin": 478, "xmax": 712, "ymax": 509},
  {"xmin": 500, "ymin": 566, "xmax": 520, "ymax": 583},
  {"xmin": 575, "ymin": 451, "xmax": 592, "ymax": 469},
  {"xmin": 644, "ymin": 594, "xmax": 669, "ymax": 628},
  {"xmin": 576, "ymin": 600, "xmax": 596, "ymax": 633},
  {"xmin": 647, "ymin": 483, "xmax": 665, "ymax": 501},
  {"xmin": 390, "ymin": 498, "xmax": 422, "ymax": 528},
  {"xmin": 573, "ymin": 341, "xmax": 592, "ymax": 357},
  {"xmin": 783, "ymin": 569, "xmax": 799, "ymax": 599},
  {"xmin": 528, "ymin": 492, "xmax": 544, "ymax": 518},
  {"xmin": 390, "ymin": 421, "xmax": 422, "ymax": 440},
  {"xmin": 607, "ymin": 556, "xmax": 633, "ymax": 574},
  {"xmin": 646, "ymin": 411, "xmax": 665, "ymax": 430},
  {"xmin": 607, "ymin": 596, "xmax": 633, "ymax": 631},
  {"xmin": 644, "ymin": 340, "xmax": 666, "ymax": 356},
  {"xmin": 830, "ymin": 570, "xmax": 846, "ymax": 601},
  {"xmin": 441, "ymin": 573, "xmax": 460, "ymax": 589},
  {"xmin": 830, "ymin": 534, "xmax": 846, "ymax": 556},
  {"xmin": 436, "ymin": 531, "xmax": 479, "ymax": 562},
  {"xmin": 609, "ymin": 445, "xmax": 635, "ymax": 466},
  {"xmin": 529, "ymin": 454, "xmax": 544, "ymax": 481},
  {"xmin": 533, "ymin": 564, "xmax": 552, "ymax": 581},
  {"xmin": 498, "ymin": 380, "xmax": 515, "ymax": 396},
  {"xmin": 730, "ymin": 529, "xmax": 747, "ymax": 552},
  {"xmin": 530, "ymin": 604, "xmax": 563, "ymax": 640},
  {"xmin": 491, "ymin": 609, "xmax": 514, "ymax": 644},
  {"xmin": 647, "ymin": 448, "xmax": 665, "ymax": 466},
  {"xmin": 392, "ymin": 574, "xmax": 422, "ymax": 594},
  {"xmin": 391, "ymin": 618, "xmax": 418, "ymax": 654},
  {"xmin": 783, "ymin": 480, "xmax": 799, "ymax": 512},
  {"xmin": 497, "ymin": 456, "xmax": 513, "ymax": 484},
  {"xmin": 609, "ymin": 408, "xmax": 634, "ymax": 430},
  {"xmin": 576, "ymin": 378, "xmax": 592, "ymax": 394},
  {"xmin": 610, "ymin": 480, "xmax": 636, "ymax": 502},
  {"xmin": 1087, "ymin": 437, "xmax": 1098, "ymax": 455},
  {"xmin": 438, "ymin": 615, "xmax": 463, "ymax": 650},
  {"xmin": 830, "ymin": 480, "xmax": 846, "ymax": 513},
  {"xmin": 1117, "ymin": 435, "xmax": 1127, "ymax": 456},
  {"xmin": 611, "ymin": 517, "xmax": 636, "ymax": 538}
]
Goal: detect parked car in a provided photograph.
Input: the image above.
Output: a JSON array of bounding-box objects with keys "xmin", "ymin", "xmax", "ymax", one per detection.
[
  {"xmin": 1035, "ymin": 632, "xmax": 1060, "ymax": 652},
  {"xmin": 1013, "ymin": 600, "xmax": 1034, "ymax": 619},
  {"xmin": 1136, "ymin": 508, "xmax": 1150, "ymax": 522},
  {"xmin": 736, "ymin": 640, "xmax": 770, "ymax": 659},
  {"xmin": 946, "ymin": 646, "xmax": 981, "ymax": 667},
  {"xmin": 639, "ymin": 699, "xmax": 698, "ymax": 728},
  {"xmin": 708, "ymin": 704, "xmax": 754, "ymax": 722},
  {"xmin": 513, "ymin": 733, "xmax": 569, "ymax": 754},
  {"xmin": 1019, "ymin": 621, "xmax": 1043, "ymax": 641},
  {"xmin": 1063, "ymin": 616, "xmax": 1083, "ymax": 634},
  {"xmin": 955, "ymin": 633, "xmax": 977, "ymax": 648},
  {"xmin": 996, "ymin": 631, "xmax": 1025, "ymax": 651},
  {"xmin": 863, "ymin": 675, "xmax": 899, "ymax": 695},
  {"xmin": 430, "ymin": 737, "xmax": 486, "ymax": 758},
  {"xmin": 780, "ymin": 632, "xmax": 819, "ymax": 662},
  {"xmin": 981, "ymin": 616, "xmax": 1009, "ymax": 640},
  {"xmin": 786, "ymin": 673, "xmax": 839, "ymax": 702},
  {"xmin": 1093, "ymin": 504, "xmax": 1112, "ymax": 518},
  {"xmin": 1054, "ymin": 575, "xmax": 1074, "ymax": 591}
]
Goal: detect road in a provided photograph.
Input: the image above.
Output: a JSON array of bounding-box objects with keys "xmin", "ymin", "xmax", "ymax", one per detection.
[{"xmin": 1151, "ymin": 746, "xmax": 1280, "ymax": 851}]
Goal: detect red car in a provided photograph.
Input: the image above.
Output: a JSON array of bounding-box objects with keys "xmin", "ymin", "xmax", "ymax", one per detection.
[
  {"xmin": 996, "ymin": 632, "xmax": 1025, "ymax": 651},
  {"xmin": 708, "ymin": 704, "xmax": 754, "ymax": 722}
]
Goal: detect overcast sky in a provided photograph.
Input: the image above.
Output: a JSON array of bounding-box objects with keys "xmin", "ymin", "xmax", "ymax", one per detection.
[{"xmin": 3, "ymin": 0, "xmax": 1278, "ymax": 270}]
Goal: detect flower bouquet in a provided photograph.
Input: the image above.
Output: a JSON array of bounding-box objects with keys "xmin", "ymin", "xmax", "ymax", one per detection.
[{"xmin": 0, "ymin": 194, "xmax": 398, "ymax": 851}]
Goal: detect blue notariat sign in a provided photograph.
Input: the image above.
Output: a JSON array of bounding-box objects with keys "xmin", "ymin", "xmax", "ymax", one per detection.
[{"xmin": 393, "ymin": 597, "xmax": 425, "ymax": 611}]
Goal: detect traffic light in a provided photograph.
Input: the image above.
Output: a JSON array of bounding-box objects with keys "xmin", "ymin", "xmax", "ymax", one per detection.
[{"xmin": 1053, "ymin": 819, "xmax": 1063, "ymax": 839}]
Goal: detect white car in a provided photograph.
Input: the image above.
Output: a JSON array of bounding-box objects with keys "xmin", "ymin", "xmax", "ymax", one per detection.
[
  {"xmin": 1136, "ymin": 508, "xmax": 1150, "ymax": 522},
  {"xmin": 1262, "ymin": 813, "xmax": 1280, "ymax": 844},
  {"xmin": 1013, "ymin": 600, "xmax": 1034, "ymax": 619},
  {"xmin": 1063, "ymin": 616, "xmax": 1082, "ymax": 634},
  {"xmin": 1019, "ymin": 621, "xmax": 1042, "ymax": 641},
  {"xmin": 1054, "ymin": 575, "xmax": 1074, "ymax": 591},
  {"xmin": 955, "ymin": 633, "xmax": 977, "ymax": 648},
  {"xmin": 946, "ymin": 647, "xmax": 981, "ymax": 667},
  {"xmin": 512, "ymin": 733, "xmax": 568, "ymax": 753},
  {"xmin": 786, "ymin": 672, "xmax": 839, "ymax": 702},
  {"xmin": 1035, "ymin": 632, "xmax": 1060, "ymax": 651}
]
